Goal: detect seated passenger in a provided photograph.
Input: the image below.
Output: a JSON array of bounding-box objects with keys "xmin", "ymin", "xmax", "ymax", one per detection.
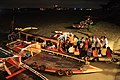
[
  {"xmin": 74, "ymin": 47, "xmax": 80, "ymax": 58},
  {"xmin": 106, "ymin": 47, "xmax": 112, "ymax": 58},
  {"xmin": 87, "ymin": 47, "xmax": 92, "ymax": 57},
  {"xmin": 92, "ymin": 47, "xmax": 99, "ymax": 61},
  {"xmin": 68, "ymin": 45, "xmax": 75, "ymax": 54},
  {"xmin": 101, "ymin": 47, "xmax": 107, "ymax": 57}
]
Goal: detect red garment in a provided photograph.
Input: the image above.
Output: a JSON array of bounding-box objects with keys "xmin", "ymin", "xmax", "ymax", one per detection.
[
  {"xmin": 106, "ymin": 49, "xmax": 112, "ymax": 58},
  {"xmin": 84, "ymin": 39, "xmax": 88, "ymax": 50},
  {"xmin": 93, "ymin": 49, "xmax": 98, "ymax": 57},
  {"xmin": 74, "ymin": 49, "xmax": 80, "ymax": 55},
  {"xmin": 69, "ymin": 36, "xmax": 74, "ymax": 44}
]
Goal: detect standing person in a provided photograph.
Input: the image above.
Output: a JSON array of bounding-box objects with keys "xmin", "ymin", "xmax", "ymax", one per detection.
[
  {"xmin": 102, "ymin": 36, "xmax": 109, "ymax": 48},
  {"xmin": 77, "ymin": 37, "xmax": 81, "ymax": 48},
  {"xmin": 92, "ymin": 36, "xmax": 97, "ymax": 48},
  {"xmin": 81, "ymin": 37, "xmax": 85, "ymax": 42},
  {"xmin": 69, "ymin": 34, "xmax": 74, "ymax": 46},
  {"xmin": 88, "ymin": 36, "xmax": 92, "ymax": 49},
  {"xmin": 79, "ymin": 41, "xmax": 84, "ymax": 49},
  {"xmin": 84, "ymin": 38, "xmax": 89, "ymax": 51},
  {"xmin": 104, "ymin": 36, "xmax": 109, "ymax": 48},
  {"xmin": 87, "ymin": 47, "xmax": 92, "ymax": 57},
  {"xmin": 96, "ymin": 39, "xmax": 101, "ymax": 50},
  {"xmin": 79, "ymin": 49, "xmax": 86, "ymax": 59},
  {"xmin": 92, "ymin": 47, "xmax": 99, "ymax": 61},
  {"xmin": 58, "ymin": 39, "xmax": 64, "ymax": 53},
  {"xmin": 73, "ymin": 35, "xmax": 78, "ymax": 50}
]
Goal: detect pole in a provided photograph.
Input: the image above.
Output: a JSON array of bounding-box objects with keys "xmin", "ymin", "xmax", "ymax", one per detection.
[{"xmin": 11, "ymin": 8, "xmax": 15, "ymax": 31}]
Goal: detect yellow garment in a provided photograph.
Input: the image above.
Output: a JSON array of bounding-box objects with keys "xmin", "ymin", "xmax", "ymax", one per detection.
[
  {"xmin": 73, "ymin": 37, "xmax": 78, "ymax": 45},
  {"xmin": 101, "ymin": 48, "xmax": 107, "ymax": 56},
  {"xmin": 74, "ymin": 50, "xmax": 80, "ymax": 55}
]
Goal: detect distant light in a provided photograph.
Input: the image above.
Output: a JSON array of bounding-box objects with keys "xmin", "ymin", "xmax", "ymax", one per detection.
[
  {"xmin": 54, "ymin": 4, "xmax": 58, "ymax": 8},
  {"xmin": 80, "ymin": 8, "xmax": 83, "ymax": 10},
  {"xmin": 74, "ymin": 8, "xmax": 76, "ymax": 10},
  {"xmin": 40, "ymin": 8, "xmax": 45, "ymax": 11},
  {"xmin": 56, "ymin": 8, "xmax": 62, "ymax": 10},
  {"xmin": 18, "ymin": 8, "xmax": 20, "ymax": 10},
  {"xmin": 89, "ymin": 9, "xmax": 92, "ymax": 10},
  {"xmin": 86, "ymin": 8, "xmax": 92, "ymax": 10}
]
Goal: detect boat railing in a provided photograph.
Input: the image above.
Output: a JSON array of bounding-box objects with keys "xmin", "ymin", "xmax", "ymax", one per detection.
[
  {"xmin": 41, "ymin": 49, "xmax": 85, "ymax": 63},
  {"xmin": 21, "ymin": 63, "xmax": 49, "ymax": 80}
]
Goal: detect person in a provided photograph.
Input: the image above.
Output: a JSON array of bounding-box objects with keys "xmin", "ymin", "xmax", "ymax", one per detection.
[
  {"xmin": 96, "ymin": 37, "xmax": 101, "ymax": 49},
  {"xmin": 102, "ymin": 36, "xmax": 108, "ymax": 48},
  {"xmin": 106, "ymin": 47, "xmax": 112, "ymax": 58},
  {"xmin": 77, "ymin": 37, "xmax": 81, "ymax": 47},
  {"xmin": 69, "ymin": 34, "xmax": 74, "ymax": 45},
  {"xmin": 88, "ymin": 36, "xmax": 92, "ymax": 48},
  {"xmin": 68, "ymin": 45, "xmax": 75, "ymax": 55},
  {"xmin": 79, "ymin": 49, "xmax": 86, "ymax": 59},
  {"xmin": 81, "ymin": 37, "xmax": 85, "ymax": 42},
  {"xmin": 41, "ymin": 41, "xmax": 46, "ymax": 48},
  {"xmin": 73, "ymin": 35, "xmax": 78, "ymax": 50},
  {"xmin": 84, "ymin": 56, "xmax": 90, "ymax": 65},
  {"xmin": 97, "ymin": 47, "xmax": 102, "ymax": 57},
  {"xmin": 92, "ymin": 36, "xmax": 97, "ymax": 48},
  {"xmin": 74, "ymin": 47, "xmax": 80, "ymax": 58},
  {"xmin": 84, "ymin": 38, "xmax": 89, "ymax": 51},
  {"xmin": 79, "ymin": 41, "xmax": 84, "ymax": 49},
  {"xmin": 92, "ymin": 47, "xmax": 99, "ymax": 61},
  {"xmin": 87, "ymin": 47, "xmax": 92, "ymax": 57},
  {"xmin": 104, "ymin": 36, "xmax": 109, "ymax": 48},
  {"xmin": 101, "ymin": 47, "xmax": 107, "ymax": 57}
]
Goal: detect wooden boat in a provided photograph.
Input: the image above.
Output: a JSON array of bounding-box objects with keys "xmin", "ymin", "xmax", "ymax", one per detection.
[{"xmin": 1, "ymin": 27, "xmax": 103, "ymax": 79}]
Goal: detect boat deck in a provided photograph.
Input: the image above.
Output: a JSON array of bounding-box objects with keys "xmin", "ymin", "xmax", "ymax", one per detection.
[{"xmin": 24, "ymin": 51, "xmax": 84, "ymax": 70}]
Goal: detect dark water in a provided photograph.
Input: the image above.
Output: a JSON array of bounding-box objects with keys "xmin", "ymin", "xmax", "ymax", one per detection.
[
  {"xmin": 0, "ymin": 9, "xmax": 101, "ymax": 32},
  {"xmin": 0, "ymin": 9, "xmax": 120, "ymax": 34}
]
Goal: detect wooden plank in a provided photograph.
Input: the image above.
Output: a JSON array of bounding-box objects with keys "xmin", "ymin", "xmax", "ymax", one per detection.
[
  {"xmin": 6, "ymin": 68, "xmax": 26, "ymax": 79},
  {"xmin": 20, "ymin": 31, "xmax": 58, "ymax": 43}
]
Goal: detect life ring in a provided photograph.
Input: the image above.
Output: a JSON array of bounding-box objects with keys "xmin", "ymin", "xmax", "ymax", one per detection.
[
  {"xmin": 56, "ymin": 69, "xmax": 64, "ymax": 76},
  {"xmin": 39, "ymin": 65, "xmax": 46, "ymax": 71},
  {"xmin": 65, "ymin": 69, "xmax": 73, "ymax": 76}
]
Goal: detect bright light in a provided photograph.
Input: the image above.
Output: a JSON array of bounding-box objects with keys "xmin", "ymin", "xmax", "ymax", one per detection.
[
  {"xmin": 54, "ymin": 4, "xmax": 58, "ymax": 7},
  {"xmin": 18, "ymin": 8, "xmax": 20, "ymax": 10},
  {"xmin": 74, "ymin": 8, "xmax": 76, "ymax": 10},
  {"xmin": 86, "ymin": 8, "xmax": 92, "ymax": 10}
]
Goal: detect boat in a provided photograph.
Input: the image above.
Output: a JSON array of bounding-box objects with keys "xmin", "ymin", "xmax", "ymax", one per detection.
[{"xmin": 4, "ymin": 27, "xmax": 103, "ymax": 78}]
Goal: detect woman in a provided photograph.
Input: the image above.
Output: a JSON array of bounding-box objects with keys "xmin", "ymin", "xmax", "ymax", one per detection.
[
  {"xmin": 92, "ymin": 47, "xmax": 99, "ymax": 61},
  {"xmin": 106, "ymin": 47, "xmax": 112, "ymax": 58}
]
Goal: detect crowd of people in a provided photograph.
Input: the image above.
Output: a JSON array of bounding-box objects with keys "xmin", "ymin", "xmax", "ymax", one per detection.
[
  {"xmin": 8, "ymin": 29, "xmax": 112, "ymax": 62},
  {"xmin": 43, "ymin": 31, "xmax": 113, "ymax": 62}
]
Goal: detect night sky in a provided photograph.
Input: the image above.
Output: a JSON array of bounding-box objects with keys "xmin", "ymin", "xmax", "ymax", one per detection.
[{"xmin": 0, "ymin": 0, "xmax": 109, "ymax": 8}]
